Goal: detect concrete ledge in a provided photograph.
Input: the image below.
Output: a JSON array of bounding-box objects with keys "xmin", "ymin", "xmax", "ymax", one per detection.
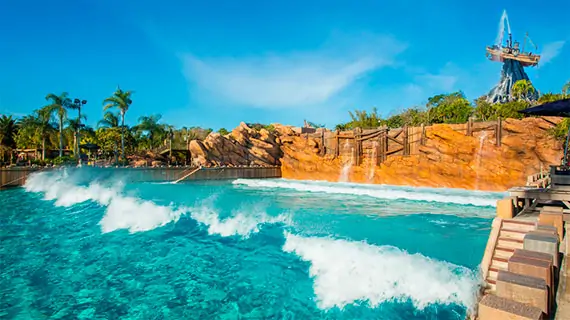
[
  {"xmin": 497, "ymin": 198, "xmax": 515, "ymax": 219},
  {"xmin": 535, "ymin": 225, "xmax": 558, "ymax": 237},
  {"xmin": 538, "ymin": 213, "xmax": 563, "ymax": 242},
  {"xmin": 478, "ymin": 294, "xmax": 544, "ymax": 320},
  {"xmin": 524, "ymin": 232, "xmax": 560, "ymax": 268},
  {"xmin": 496, "ymin": 270, "xmax": 549, "ymax": 314},
  {"xmin": 513, "ymin": 249, "xmax": 554, "ymax": 263},
  {"xmin": 509, "ymin": 255, "xmax": 552, "ymax": 287}
]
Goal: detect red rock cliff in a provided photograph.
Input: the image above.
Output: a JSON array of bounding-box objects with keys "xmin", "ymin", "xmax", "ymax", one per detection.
[{"xmin": 189, "ymin": 118, "xmax": 562, "ymax": 191}]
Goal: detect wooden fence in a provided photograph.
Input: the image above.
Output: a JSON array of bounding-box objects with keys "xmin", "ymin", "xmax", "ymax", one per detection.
[{"xmin": 308, "ymin": 118, "xmax": 503, "ymax": 166}]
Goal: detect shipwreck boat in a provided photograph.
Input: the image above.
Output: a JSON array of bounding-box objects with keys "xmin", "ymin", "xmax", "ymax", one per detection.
[{"xmin": 485, "ymin": 33, "xmax": 541, "ymax": 67}]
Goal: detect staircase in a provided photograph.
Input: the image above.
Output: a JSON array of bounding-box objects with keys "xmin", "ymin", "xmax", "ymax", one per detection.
[{"xmin": 484, "ymin": 219, "xmax": 537, "ymax": 292}]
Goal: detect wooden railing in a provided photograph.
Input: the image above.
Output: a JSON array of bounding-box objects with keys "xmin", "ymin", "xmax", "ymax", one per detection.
[
  {"xmin": 480, "ymin": 217, "xmax": 503, "ymax": 285},
  {"xmin": 526, "ymin": 169, "xmax": 551, "ymax": 188}
]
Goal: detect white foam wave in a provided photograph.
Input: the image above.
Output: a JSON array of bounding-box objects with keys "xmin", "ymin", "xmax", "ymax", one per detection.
[
  {"xmin": 24, "ymin": 170, "xmax": 287, "ymax": 235},
  {"xmin": 282, "ymin": 232, "xmax": 479, "ymax": 311},
  {"xmin": 233, "ymin": 179, "xmax": 501, "ymax": 207},
  {"xmin": 190, "ymin": 199, "xmax": 290, "ymax": 238}
]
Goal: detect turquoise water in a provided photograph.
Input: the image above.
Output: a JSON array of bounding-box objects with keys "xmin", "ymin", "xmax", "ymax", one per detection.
[{"xmin": 0, "ymin": 168, "xmax": 505, "ymax": 319}]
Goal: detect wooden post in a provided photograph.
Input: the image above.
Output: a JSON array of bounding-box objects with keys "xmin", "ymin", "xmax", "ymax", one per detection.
[
  {"xmin": 335, "ymin": 130, "xmax": 340, "ymax": 158},
  {"xmin": 354, "ymin": 128, "xmax": 361, "ymax": 166},
  {"xmin": 382, "ymin": 126, "xmax": 389, "ymax": 163},
  {"xmin": 467, "ymin": 117, "xmax": 473, "ymax": 136},
  {"xmin": 496, "ymin": 117, "xmax": 502, "ymax": 147},
  {"xmin": 403, "ymin": 126, "xmax": 409, "ymax": 156},
  {"xmin": 420, "ymin": 123, "xmax": 425, "ymax": 146},
  {"xmin": 376, "ymin": 134, "xmax": 382, "ymax": 166}
]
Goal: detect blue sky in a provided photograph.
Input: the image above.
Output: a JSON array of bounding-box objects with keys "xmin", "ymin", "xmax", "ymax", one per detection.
[{"xmin": 1, "ymin": 0, "xmax": 568, "ymax": 130}]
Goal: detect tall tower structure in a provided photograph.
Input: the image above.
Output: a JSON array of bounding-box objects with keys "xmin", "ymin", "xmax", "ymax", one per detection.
[{"xmin": 486, "ymin": 10, "xmax": 540, "ymax": 103}]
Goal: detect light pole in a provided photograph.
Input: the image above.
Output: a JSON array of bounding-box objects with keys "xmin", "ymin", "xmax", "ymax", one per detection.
[{"xmin": 73, "ymin": 99, "xmax": 87, "ymax": 160}]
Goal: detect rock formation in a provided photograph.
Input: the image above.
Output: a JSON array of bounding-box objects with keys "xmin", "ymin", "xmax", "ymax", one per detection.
[
  {"xmin": 184, "ymin": 118, "xmax": 562, "ymax": 191},
  {"xmin": 487, "ymin": 59, "xmax": 539, "ymax": 103}
]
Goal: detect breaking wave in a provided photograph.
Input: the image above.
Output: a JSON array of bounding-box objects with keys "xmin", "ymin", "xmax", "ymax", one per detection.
[
  {"xmin": 24, "ymin": 169, "xmax": 287, "ymax": 236},
  {"xmin": 233, "ymin": 178, "xmax": 502, "ymax": 207},
  {"xmin": 282, "ymin": 232, "xmax": 479, "ymax": 311}
]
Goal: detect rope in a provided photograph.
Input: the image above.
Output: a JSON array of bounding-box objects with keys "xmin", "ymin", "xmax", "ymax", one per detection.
[{"xmin": 1, "ymin": 175, "xmax": 27, "ymax": 188}]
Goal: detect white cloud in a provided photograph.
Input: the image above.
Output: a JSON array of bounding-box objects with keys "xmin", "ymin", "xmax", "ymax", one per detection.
[
  {"xmin": 540, "ymin": 41, "xmax": 566, "ymax": 65},
  {"xmin": 180, "ymin": 35, "xmax": 406, "ymax": 109}
]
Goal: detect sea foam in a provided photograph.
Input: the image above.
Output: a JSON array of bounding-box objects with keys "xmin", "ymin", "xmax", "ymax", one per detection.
[
  {"xmin": 233, "ymin": 178, "xmax": 502, "ymax": 207},
  {"xmin": 282, "ymin": 232, "xmax": 479, "ymax": 311},
  {"xmin": 24, "ymin": 169, "xmax": 287, "ymax": 235}
]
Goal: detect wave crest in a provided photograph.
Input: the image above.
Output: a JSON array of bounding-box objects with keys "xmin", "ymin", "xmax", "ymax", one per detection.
[
  {"xmin": 24, "ymin": 169, "xmax": 287, "ymax": 236},
  {"xmin": 234, "ymin": 179, "xmax": 501, "ymax": 207},
  {"xmin": 282, "ymin": 232, "xmax": 479, "ymax": 311}
]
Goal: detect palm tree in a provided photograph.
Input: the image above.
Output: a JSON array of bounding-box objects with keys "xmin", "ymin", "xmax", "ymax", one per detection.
[
  {"xmin": 18, "ymin": 107, "xmax": 55, "ymax": 160},
  {"xmin": 67, "ymin": 99, "xmax": 87, "ymax": 158},
  {"xmin": 45, "ymin": 92, "xmax": 72, "ymax": 157},
  {"xmin": 97, "ymin": 111, "xmax": 121, "ymax": 163},
  {"xmin": 0, "ymin": 115, "xmax": 18, "ymax": 163},
  {"xmin": 66, "ymin": 116, "xmax": 86, "ymax": 156},
  {"xmin": 511, "ymin": 80, "xmax": 536, "ymax": 101},
  {"xmin": 103, "ymin": 87, "xmax": 133, "ymax": 160},
  {"xmin": 134, "ymin": 114, "xmax": 164, "ymax": 150},
  {"xmin": 97, "ymin": 111, "xmax": 121, "ymax": 129}
]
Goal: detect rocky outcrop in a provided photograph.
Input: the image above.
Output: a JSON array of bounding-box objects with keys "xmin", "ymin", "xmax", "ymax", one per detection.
[
  {"xmin": 189, "ymin": 122, "xmax": 282, "ymax": 167},
  {"xmin": 487, "ymin": 59, "xmax": 539, "ymax": 103},
  {"xmin": 187, "ymin": 118, "xmax": 562, "ymax": 191}
]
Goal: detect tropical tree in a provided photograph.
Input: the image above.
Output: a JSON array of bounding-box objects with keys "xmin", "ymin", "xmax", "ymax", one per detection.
[
  {"xmin": 45, "ymin": 92, "xmax": 72, "ymax": 157},
  {"xmin": 65, "ymin": 116, "xmax": 86, "ymax": 156},
  {"xmin": 563, "ymin": 81, "xmax": 570, "ymax": 98},
  {"xmin": 134, "ymin": 114, "xmax": 165, "ymax": 150},
  {"xmin": 473, "ymin": 96, "xmax": 497, "ymax": 121},
  {"xmin": 511, "ymin": 80, "xmax": 536, "ymax": 101},
  {"xmin": 17, "ymin": 107, "xmax": 55, "ymax": 160},
  {"xmin": 538, "ymin": 92, "xmax": 565, "ymax": 103},
  {"xmin": 97, "ymin": 111, "xmax": 121, "ymax": 129},
  {"xmin": 0, "ymin": 115, "xmax": 18, "ymax": 162},
  {"xmin": 348, "ymin": 107, "xmax": 382, "ymax": 129},
  {"xmin": 67, "ymin": 99, "xmax": 87, "ymax": 158},
  {"xmin": 398, "ymin": 107, "xmax": 426, "ymax": 126},
  {"xmin": 426, "ymin": 92, "xmax": 473, "ymax": 124},
  {"xmin": 103, "ymin": 87, "xmax": 133, "ymax": 160}
]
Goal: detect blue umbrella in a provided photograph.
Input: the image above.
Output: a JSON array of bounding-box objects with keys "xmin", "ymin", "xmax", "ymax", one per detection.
[{"xmin": 519, "ymin": 98, "xmax": 570, "ymax": 117}]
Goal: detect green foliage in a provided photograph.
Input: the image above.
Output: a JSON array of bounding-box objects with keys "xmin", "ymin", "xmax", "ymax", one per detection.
[
  {"xmin": 348, "ymin": 107, "xmax": 382, "ymax": 129},
  {"xmin": 495, "ymin": 100, "xmax": 531, "ymax": 120},
  {"xmin": 306, "ymin": 121, "xmax": 325, "ymax": 128},
  {"xmin": 52, "ymin": 155, "xmax": 75, "ymax": 166},
  {"xmin": 563, "ymin": 80, "xmax": 570, "ymax": 98},
  {"xmin": 247, "ymin": 123, "xmax": 275, "ymax": 133},
  {"xmin": 550, "ymin": 118, "xmax": 570, "ymax": 140},
  {"xmin": 426, "ymin": 91, "xmax": 473, "ymax": 124},
  {"xmin": 0, "ymin": 115, "xmax": 18, "ymax": 149},
  {"xmin": 95, "ymin": 127, "xmax": 135, "ymax": 155},
  {"xmin": 218, "ymin": 128, "xmax": 229, "ymax": 135},
  {"xmin": 538, "ymin": 92, "xmax": 566, "ymax": 103},
  {"xmin": 511, "ymin": 79, "xmax": 536, "ymax": 101}
]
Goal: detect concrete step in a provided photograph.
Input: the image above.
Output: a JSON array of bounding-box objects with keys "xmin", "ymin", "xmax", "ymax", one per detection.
[
  {"xmin": 491, "ymin": 257, "xmax": 509, "ymax": 270},
  {"xmin": 478, "ymin": 294, "xmax": 544, "ymax": 320},
  {"xmin": 499, "ymin": 228, "xmax": 528, "ymax": 240},
  {"xmin": 497, "ymin": 237, "xmax": 525, "ymax": 250},
  {"xmin": 494, "ymin": 246, "xmax": 516, "ymax": 260},
  {"xmin": 502, "ymin": 219, "xmax": 536, "ymax": 233},
  {"xmin": 488, "ymin": 267, "xmax": 500, "ymax": 280}
]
